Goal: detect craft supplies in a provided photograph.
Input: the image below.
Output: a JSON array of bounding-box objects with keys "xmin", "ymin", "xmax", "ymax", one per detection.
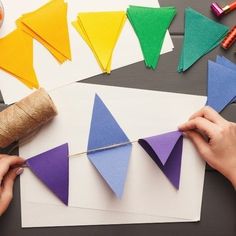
[
  {"xmin": 210, "ymin": 1, "xmax": 236, "ymax": 17},
  {"xmin": 221, "ymin": 26, "xmax": 236, "ymax": 49}
]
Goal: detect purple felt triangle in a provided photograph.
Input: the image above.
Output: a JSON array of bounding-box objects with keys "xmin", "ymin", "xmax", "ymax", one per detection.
[
  {"xmin": 141, "ymin": 131, "xmax": 183, "ymax": 165},
  {"xmin": 26, "ymin": 143, "xmax": 69, "ymax": 205},
  {"xmin": 138, "ymin": 131, "xmax": 183, "ymax": 189}
]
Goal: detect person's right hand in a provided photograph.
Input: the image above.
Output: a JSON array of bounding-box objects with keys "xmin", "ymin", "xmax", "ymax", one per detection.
[
  {"xmin": 178, "ymin": 106, "xmax": 236, "ymax": 189},
  {"xmin": 0, "ymin": 155, "xmax": 24, "ymax": 216}
]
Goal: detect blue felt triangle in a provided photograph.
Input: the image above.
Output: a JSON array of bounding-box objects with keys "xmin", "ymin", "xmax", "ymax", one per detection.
[
  {"xmin": 215, "ymin": 56, "xmax": 236, "ymax": 103},
  {"xmin": 207, "ymin": 60, "xmax": 236, "ymax": 112},
  {"xmin": 216, "ymin": 56, "xmax": 236, "ymax": 71},
  {"xmin": 88, "ymin": 144, "xmax": 132, "ymax": 198},
  {"xmin": 87, "ymin": 94, "xmax": 130, "ymax": 151}
]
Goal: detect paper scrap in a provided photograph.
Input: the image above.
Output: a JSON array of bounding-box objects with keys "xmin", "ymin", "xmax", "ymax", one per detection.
[
  {"xmin": 178, "ymin": 8, "xmax": 228, "ymax": 72},
  {"xmin": 17, "ymin": 0, "xmax": 71, "ymax": 64},
  {"xmin": 207, "ymin": 60, "xmax": 236, "ymax": 112},
  {"xmin": 0, "ymin": 29, "xmax": 38, "ymax": 89},
  {"xmin": 138, "ymin": 131, "xmax": 183, "ymax": 189},
  {"xmin": 72, "ymin": 11, "xmax": 126, "ymax": 73},
  {"xmin": 26, "ymin": 143, "xmax": 69, "ymax": 205},
  {"xmin": 87, "ymin": 94, "xmax": 131, "ymax": 198},
  {"xmin": 127, "ymin": 5, "xmax": 176, "ymax": 69}
]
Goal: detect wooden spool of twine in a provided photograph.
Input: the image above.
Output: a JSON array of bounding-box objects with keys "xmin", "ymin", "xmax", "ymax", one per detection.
[{"xmin": 0, "ymin": 88, "xmax": 57, "ymax": 148}]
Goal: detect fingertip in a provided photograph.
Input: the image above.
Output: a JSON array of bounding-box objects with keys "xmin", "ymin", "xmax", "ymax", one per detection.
[
  {"xmin": 178, "ymin": 123, "xmax": 187, "ymax": 131},
  {"xmin": 7, "ymin": 155, "xmax": 25, "ymax": 167}
]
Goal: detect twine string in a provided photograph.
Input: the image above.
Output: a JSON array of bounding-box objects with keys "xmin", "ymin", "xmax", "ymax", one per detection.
[{"xmin": 0, "ymin": 88, "xmax": 57, "ymax": 148}]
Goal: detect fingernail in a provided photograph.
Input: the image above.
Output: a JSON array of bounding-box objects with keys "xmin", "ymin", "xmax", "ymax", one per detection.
[{"xmin": 16, "ymin": 167, "xmax": 24, "ymax": 176}]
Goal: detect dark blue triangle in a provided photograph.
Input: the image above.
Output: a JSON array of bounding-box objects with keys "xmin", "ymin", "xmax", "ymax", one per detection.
[{"xmin": 87, "ymin": 94, "xmax": 130, "ymax": 151}]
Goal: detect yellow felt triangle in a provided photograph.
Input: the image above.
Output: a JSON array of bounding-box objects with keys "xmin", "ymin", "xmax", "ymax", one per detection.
[
  {"xmin": 72, "ymin": 11, "xmax": 126, "ymax": 73},
  {"xmin": 17, "ymin": 0, "xmax": 71, "ymax": 64},
  {"xmin": 0, "ymin": 29, "xmax": 39, "ymax": 89}
]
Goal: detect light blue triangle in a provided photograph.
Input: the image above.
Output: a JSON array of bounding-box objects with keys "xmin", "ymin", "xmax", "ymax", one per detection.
[
  {"xmin": 88, "ymin": 144, "xmax": 132, "ymax": 198},
  {"xmin": 207, "ymin": 60, "xmax": 236, "ymax": 112},
  {"xmin": 87, "ymin": 94, "xmax": 130, "ymax": 151}
]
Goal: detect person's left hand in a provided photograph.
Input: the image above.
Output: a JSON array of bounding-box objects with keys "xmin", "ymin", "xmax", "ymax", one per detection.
[{"xmin": 0, "ymin": 155, "xmax": 24, "ymax": 216}]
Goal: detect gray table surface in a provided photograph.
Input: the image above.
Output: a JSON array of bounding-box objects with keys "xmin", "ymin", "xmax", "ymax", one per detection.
[{"xmin": 0, "ymin": 0, "xmax": 235, "ymax": 235}]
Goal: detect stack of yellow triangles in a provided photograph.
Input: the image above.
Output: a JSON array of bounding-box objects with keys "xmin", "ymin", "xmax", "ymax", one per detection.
[
  {"xmin": 72, "ymin": 11, "xmax": 126, "ymax": 73},
  {"xmin": 0, "ymin": 0, "xmax": 71, "ymax": 89},
  {"xmin": 0, "ymin": 29, "xmax": 38, "ymax": 89},
  {"xmin": 17, "ymin": 0, "xmax": 71, "ymax": 64}
]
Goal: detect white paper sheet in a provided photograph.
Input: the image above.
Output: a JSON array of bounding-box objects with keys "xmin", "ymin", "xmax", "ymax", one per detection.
[
  {"xmin": 21, "ymin": 201, "xmax": 194, "ymax": 228},
  {"xmin": 0, "ymin": 0, "xmax": 173, "ymax": 104},
  {"xmin": 20, "ymin": 83, "xmax": 207, "ymax": 227}
]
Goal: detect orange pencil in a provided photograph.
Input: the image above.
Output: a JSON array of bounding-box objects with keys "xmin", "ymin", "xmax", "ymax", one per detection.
[{"xmin": 221, "ymin": 26, "xmax": 236, "ymax": 49}]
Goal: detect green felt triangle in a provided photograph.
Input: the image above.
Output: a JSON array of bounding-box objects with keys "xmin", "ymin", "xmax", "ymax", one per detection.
[
  {"xmin": 178, "ymin": 8, "xmax": 228, "ymax": 72},
  {"xmin": 127, "ymin": 6, "xmax": 176, "ymax": 69}
]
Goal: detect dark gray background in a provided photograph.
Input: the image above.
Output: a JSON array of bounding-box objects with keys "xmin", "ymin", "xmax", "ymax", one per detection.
[{"xmin": 0, "ymin": 0, "xmax": 235, "ymax": 235}]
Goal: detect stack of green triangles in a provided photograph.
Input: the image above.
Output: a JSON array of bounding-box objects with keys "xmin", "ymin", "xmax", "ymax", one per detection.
[
  {"xmin": 178, "ymin": 8, "xmax": 228, "ymax": 72},
  {"xmin": 127, "ymin": 5, "xmax": 176, "ymax": 69}
]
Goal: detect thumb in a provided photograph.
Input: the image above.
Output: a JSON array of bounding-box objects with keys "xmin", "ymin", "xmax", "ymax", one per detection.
[
  {"xmin": 185, "ymin": 130, "xmax": 212, "ymax": 163},
  {"xmin": 0, "ymin": 167, "xmax": 24, "ymax": 216}
]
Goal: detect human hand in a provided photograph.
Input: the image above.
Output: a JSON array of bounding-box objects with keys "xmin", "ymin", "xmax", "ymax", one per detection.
[
  {"xmin": 179, "ymin": 106, "xmax": 236, "ymax": 189},
  {"xmin": 0, "ymin": 155, "xmax": 24, "ymax": 216}
]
